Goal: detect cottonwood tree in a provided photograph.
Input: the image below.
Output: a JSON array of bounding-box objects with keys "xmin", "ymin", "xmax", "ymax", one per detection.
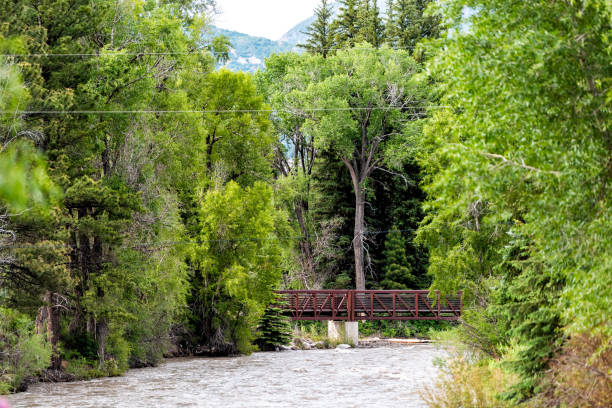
[
  {"xmin": 418, "ymin": 0, "xmax": 612, "ymax": 398},
  {"xmin": 298, "ymin": 44, "xmax": 427, "ymax": 289},
  {"xmin": 256, "ymin": 53, "xmax": 339, "ymax": 288}
]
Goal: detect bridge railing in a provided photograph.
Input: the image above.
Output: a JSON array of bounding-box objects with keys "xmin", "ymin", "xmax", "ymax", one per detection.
[{"xmin": 275, "ymin": 290, "xmax": 463, "ymax": 321}]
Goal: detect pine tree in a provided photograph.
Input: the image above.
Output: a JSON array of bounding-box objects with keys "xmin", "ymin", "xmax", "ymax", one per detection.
[
  {"xmin": 380, "ymin": 226, "xmax": 415, "ymax": 289},
  {"xmin": 300, "ymin": 0, "xmax": 336, "ymax": 57},
  {"xmin": 333, "ymin": 0, "xmax": 360, "ymax": 48},
  {"xmin": 385, "ymin": 0, "xmax": 440, "ymax": 53},
  {"xmin": 256, "ymin": 302, "xmax": 293, "ymax": 351},
  {"xmin": 356, "ymin": 0, "xmax": 385, "ymax": 47}
]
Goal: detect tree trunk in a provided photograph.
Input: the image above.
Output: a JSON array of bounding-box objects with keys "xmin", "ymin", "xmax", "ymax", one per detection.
[
  {"xmin": 36, "ymin": 291, "xmax": 61, "ymax": 370},
  {"xmin": 294, "ymin": 200, "xmax": 315, "ymax": 287},
  {"xmin": 353, "ymin": 188, "xmax": 366, "ymax": 290},
  {"xmin": 96, "ymin": 319, "xmax": 109, "ymax": 366},
  {"xmin": 343, "ymin": 158, "xmax": 367, "ymax": 290}
]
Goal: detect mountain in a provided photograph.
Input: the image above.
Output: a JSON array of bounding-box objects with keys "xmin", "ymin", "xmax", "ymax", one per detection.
[
  {"xmin": 211, "ymin": 1, "xmax": 389, "ymax": 73},
  {"xmin": 211, "ymin": 19, "xmax": 310, "ymax": 73},
  {"xmin": 278, "ymin": 16, "xmax": 315, "ymax": 45}
]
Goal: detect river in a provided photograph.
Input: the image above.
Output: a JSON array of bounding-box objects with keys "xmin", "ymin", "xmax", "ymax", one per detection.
[{"xmin": 8, "ymin": 345, "xmax": 444, "ymax": 408}]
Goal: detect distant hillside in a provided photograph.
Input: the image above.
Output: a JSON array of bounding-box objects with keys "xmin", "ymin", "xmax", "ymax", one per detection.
[
  {"xmin": 211, "ymin": 2, "xmax": 389, "ymax": 73},
  {"xmin": 278, "ymin": 16, "xmax": 315, "ymax": 45},
  {"xmin": 211, "ymin": 24, "xmax": 305, "ymax": 72}
]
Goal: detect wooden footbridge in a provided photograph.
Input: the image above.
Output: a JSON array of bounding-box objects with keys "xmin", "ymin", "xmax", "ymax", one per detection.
[{"xmin": 275, "ymin": 290, "xmax": 462, "ymax": 321}]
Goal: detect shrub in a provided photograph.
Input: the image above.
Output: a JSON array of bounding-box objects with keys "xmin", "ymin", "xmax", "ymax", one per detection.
[
  {"xmin": 421, "ymin": 355, "xmax": 518, "ymax": 408},
  {"xmin": 0, "ymin": 308, "xmax": 52, "ymax": 393},
  {"xmin": 255, "ymin": 304, "xmax": 292, "ymax": 351},
  {"xmin": 534, "ymin": 333, "xmax": 612, "ymax": 408}
]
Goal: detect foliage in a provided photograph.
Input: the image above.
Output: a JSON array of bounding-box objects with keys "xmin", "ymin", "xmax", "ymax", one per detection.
[
  {"xmin": 299, "ymin": 0, "xmax": 337, "ymax": 58},
  {"xmin": 0, "ymin": 0, "xmax": 220, "ymax": 376},
  {"xmin": 255, "ymin": 302, "xmax": 292, "ymax": 351},
  {"xmin": 299, "ymin": 43, "xmax": 426, "ymax": 289},
  {"xmin": 417, "ymin": 0, "xmax": 612, "ymax": 401},
  {"xmin": 359, "ymin": 319, "xmax": 452, "ymax": 338},
  {"xmin": 385, "ymin": 0, "xmax": 441, "ymax": 55},
  {"xmin": 421, "ymin": 355, "xmax": 518, "ymax": 408},
  {"xmin": 333, "ymin": 0, "xmax": 360, "ymax": 48},
  {"xmin": 379, "ymin": 226, "xmax": 414, "ymax": 289},
  {"xmin": 189, "ymin": 181, "xmax": 284, "ymax": 354},
  {"xmin": 0, "ymin": 308, "xmax": 52, "ymax": 394}
]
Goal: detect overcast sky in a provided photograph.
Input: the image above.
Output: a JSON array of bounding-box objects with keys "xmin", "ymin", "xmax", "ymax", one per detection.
[{"xmin": 214, "ymin": 0, "xmax": 321, "ymax": 40}]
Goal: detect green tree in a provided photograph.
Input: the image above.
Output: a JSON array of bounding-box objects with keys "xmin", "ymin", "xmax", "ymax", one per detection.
[
  {"xmin": 1, "ymin": 0, "xmax": 218, "ymax": 371},
  {"xmin": 255, "ymin": 301, "xmax": 292, "ymax": 351},
  {"xmin": 385, "ymin": 0, "xmax": 441, "ymax": 53},
  {"xmin": 187, "ymin": 69, "xmax": 273, "ymax": 183},
  {"xmin": 333, "ymin": 0, "xmax": 360, "ymax": 48},
  {"xmin": 418, "ymin": 0, "xmax": 612, "ymax": 399},
  {"xmin": 189, "ymin": 181, "xmax": 284, "ymax": 354},
  {"xmin": 256, "ymin": 53, "xmax": 346, "ymax": 289},
  {"xmin": 356, "ymin": 0, "xmax": 385, "ymax": 47},
  {"xmin": 380, "ymin": 227, "xmax": 414, "ymax": 289},
  {"xmin": 298, "ymin": 44, "xmax": 427, "ymax": 289},
  {"xmin": 300, "ymin": 0, "xmax": 337, "ymax": 58}
]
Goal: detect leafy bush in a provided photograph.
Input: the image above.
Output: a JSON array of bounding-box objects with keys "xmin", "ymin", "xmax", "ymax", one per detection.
[
  {"xmin": 421, "ymin": 355, "xmax": 518, "ymax": 408},
  {"xmin": 105, "ymin": 330, "xmax": 130, "ymax": 375},
  {"xmin": 534, "ymin": 334, "xmax": 612, "ymax": 408},
  {"xmin": 359, "ymin": 320, "xmax": 454, "ymax": 339},
  {"xmin": 0, "ymin": 308, "xmax": 52, "ymax": 393},
  {"xmin": 189, "ymin": 181, "xmax": 284, "ymax": 354},
  {"xmin": 60, "ymin": 328, "xmax": 98, "ymax": 362}
]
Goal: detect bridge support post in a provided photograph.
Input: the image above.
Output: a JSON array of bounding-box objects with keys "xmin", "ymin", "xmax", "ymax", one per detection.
[{"xmin": 327, "ymin": 321, "xmax": 358, "ymax": 346}]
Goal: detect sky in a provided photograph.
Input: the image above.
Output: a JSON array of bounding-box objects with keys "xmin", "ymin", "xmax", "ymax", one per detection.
[{"xmin": 214, "ymin": 0, "xmax": 321, "ymax": 40}]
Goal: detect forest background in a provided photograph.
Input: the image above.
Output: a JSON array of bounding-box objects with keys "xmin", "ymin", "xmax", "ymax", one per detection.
[{"xmin": 0, "ymin": 1, "xmax": 611, "ymax": 407}]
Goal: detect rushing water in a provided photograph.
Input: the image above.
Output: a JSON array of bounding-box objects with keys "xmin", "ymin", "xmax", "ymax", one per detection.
[{"xmin": 8, "ymin": 345, "xmax": 444, "ymax": 408}]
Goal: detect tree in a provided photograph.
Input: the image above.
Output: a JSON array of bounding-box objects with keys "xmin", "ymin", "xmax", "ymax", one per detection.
[
  {"xmin": 186, "ymin": 69, "xmax": 273, "ymax": 183},
  {"xmin": 380, "ymin": 227, "xmax": 414, "ymax": 289},
  {"xmin": 0, "ymin": 0, "xmax": 220, "ymax": 371},
  {"xmin": 333, "ymin": 0, "xmax": 360, "ymax": 48},
  {"xmin": 356, "ymin": 0, "xmax": 385, "ymax": 47},
  {"xmin": 256, "ymin": 53, "xmax": 344, "ymax": 289},
  {"xmin": 385, "ymin": 0, "xmax": 441, "ymax": 53},
  {"xmin": 298, "ymin": 44, "xmax": 427, "ymax": 289},
  {"xmin": 189, "ymin": 181, "xmax": 283, "ymax": 354},
  {"xmin": 255, "ymin": 301, "xmax": 292, "ymax": 351},
  {"xmin": 300, "ymin": 0, "xmax": 337, "ymax": 58},
  {"xmin": 419, "ymin": 0, "xmax": 612, "ymax": 399}
]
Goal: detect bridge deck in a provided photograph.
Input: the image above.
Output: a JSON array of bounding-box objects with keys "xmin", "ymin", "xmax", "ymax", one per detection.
[{"xmin": 275, "ymin": 290, "xmax": 462, "ymax": 321}]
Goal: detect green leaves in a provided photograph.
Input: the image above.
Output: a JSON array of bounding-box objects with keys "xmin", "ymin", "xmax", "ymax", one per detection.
[
  {"xmin": 417, "ymin": 0, "xmax": 612, "ymax": 398},
  {"xmin": 190, "ymin": 181, "xmax": 284, "ymax": 353}
]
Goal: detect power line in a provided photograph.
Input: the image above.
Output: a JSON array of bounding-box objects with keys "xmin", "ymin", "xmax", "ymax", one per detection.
[
  {"xmin": 1, "ymin": 45, "xmax": 425, "ymax": 58},
  {"xmin": 0, "ymin": 229, "xmax": 415, "ymax": 250},
  {"xmin": 1, "ymin": 50, "xmax": 211, "ymax": 58},
  {"xmin": 0, "ymin": 106, "xmax": 451, "ymax": 115}
]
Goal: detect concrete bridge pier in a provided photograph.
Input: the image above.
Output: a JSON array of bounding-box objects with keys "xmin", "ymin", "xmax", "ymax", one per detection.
[{"xmin": 328, "ymin": 321, "xmax": 358, "ymax": 346}]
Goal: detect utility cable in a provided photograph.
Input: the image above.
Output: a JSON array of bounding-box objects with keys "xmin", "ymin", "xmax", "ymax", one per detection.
[
  {"xmin": 0, "ymin": 106, "xmax": 451, "ymax": 115},
  {"xmin": 1, "ymin": 45, "xmax": 432, "ymax": 58},
  {"xmin": 0, "ymin": 228, "xmax": 417, "ymax": 250}
]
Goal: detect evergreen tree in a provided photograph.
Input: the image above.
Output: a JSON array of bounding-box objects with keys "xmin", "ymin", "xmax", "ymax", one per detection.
[
  {"xmin": 255, "ymin": 301, "xmax": 293, "ymax": 351},
  {"xmin": 333, "ymin": 0, "xmax": 360, "ymax": 48},
  {"xmin": 385, "ymin": 0, "xmax": 441, "ymax": 53},
  {"xmin": 356, "ymin": 0, "xmax": 385, "ymax": 47},
  {"xmin": 380, "ymin": 227, "xmax": 415, "ymax": 289},
  {"xmin": 300, "ymin": 0, "xmax": 337, "ymax": 57}
]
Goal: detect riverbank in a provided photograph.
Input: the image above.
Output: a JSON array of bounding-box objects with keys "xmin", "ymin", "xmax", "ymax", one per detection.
[{"xmin": 286, "ymin": 335, "xmax": 433, "ymax": 350}]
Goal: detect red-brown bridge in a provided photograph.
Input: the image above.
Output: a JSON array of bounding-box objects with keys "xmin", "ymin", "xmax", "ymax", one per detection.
[{"xmin": 275, "ymin": 290, "xmax": 463, "ymax": 322}]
